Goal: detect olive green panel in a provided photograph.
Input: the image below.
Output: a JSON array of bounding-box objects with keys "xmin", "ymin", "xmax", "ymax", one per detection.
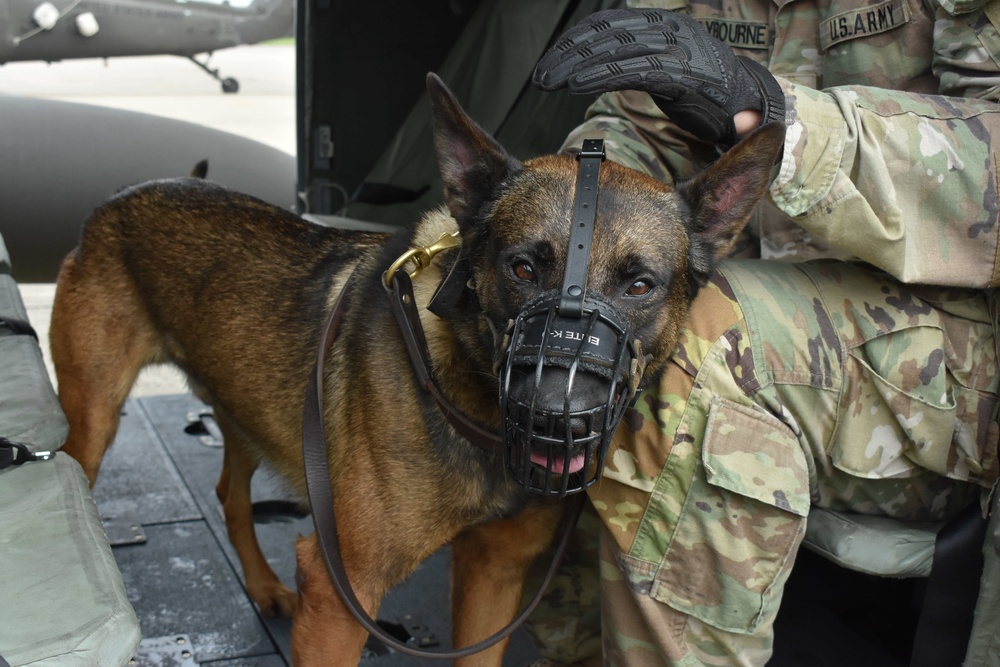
[{"xmin": 345, "ymin": 0, "xmax": 624, "ymax": 227}]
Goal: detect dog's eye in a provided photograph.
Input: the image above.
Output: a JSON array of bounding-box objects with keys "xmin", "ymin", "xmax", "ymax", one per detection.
[
  {"xmin": 626, "ymin": 279, "xmax": 652, "ymax": 297},
  {"xmin": 511, "ymin": 261, "xmax": 536, "ymax": 283}
]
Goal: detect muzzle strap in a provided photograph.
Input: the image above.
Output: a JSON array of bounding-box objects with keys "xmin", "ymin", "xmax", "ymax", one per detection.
[
  {"xmin": 559, "ymin": 139, "xmax": 606, "ymax": 318},
  {"xmin": 513, "ymin": 294, "xmax": 627, "ymax": 375}
]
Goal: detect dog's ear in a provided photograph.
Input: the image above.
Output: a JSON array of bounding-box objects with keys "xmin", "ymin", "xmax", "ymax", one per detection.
[
  {"xmin": 426, "ymin": 72, "xmax": 522, "ymax": 231},
  {"xmin": 679, "ymin": 122, "xmax": 786, "ymax": 286}
]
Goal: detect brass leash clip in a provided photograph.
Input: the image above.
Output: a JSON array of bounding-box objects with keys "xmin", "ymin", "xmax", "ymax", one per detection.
[{"xmin": 383, "ymin": 231, "xmax": 460, "ymax": 289}]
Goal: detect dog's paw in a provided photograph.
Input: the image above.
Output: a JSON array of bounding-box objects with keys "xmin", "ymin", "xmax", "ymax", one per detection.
[{"xmin": 251, "ymin": 582, "xmax": 298, "ymax": 618}]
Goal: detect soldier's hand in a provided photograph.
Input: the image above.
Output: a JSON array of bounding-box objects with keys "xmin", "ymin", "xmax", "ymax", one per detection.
[{"xmin": 533, "ymin": 8, "xmax": 785, "ymax": 147}]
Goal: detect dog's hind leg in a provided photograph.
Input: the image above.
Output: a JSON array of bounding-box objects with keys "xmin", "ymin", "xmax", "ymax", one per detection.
[
  {"xmin": 450, "ymin": 502, "xmax": 563, "ymax": 667},
  {"xmin": 50, "ymin": 252, "xmax": 161, "ymax": 486},
  {"xmin": 213, "ymin": 411, "xmax": 297, "ymax": 618}
]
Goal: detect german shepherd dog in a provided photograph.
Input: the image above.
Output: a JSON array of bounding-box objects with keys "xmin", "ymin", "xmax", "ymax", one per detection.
[{"xmin": 50, "ymin": 73, "xmax": 784, "ymax": 664}]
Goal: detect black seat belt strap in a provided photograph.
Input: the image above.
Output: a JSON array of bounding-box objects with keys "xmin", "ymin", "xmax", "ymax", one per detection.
[
  {"xmin": 910, "ymin": 502, "xmax": 988, "ymax": 666},
  {"xmin": 0, "ymin": 315, "xmax": 38, "ymax": 340},
  {"xmin": 0, "ymin": 436, "xmax": 53, "ymax": 469}
]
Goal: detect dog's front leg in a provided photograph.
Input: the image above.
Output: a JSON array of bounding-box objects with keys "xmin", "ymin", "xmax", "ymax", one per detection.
[
  {"xmin": 450, "ymin": 502, "xmax": 563, "ymax": 667},
  {"xmin": 292, "ymin": 531, "xmax": 386, "ymax": 666}
]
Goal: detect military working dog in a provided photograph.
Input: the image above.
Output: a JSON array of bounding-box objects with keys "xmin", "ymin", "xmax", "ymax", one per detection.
[{"xmin": 50, "ymin": 73, "xmax": 784, "ymax": 664}]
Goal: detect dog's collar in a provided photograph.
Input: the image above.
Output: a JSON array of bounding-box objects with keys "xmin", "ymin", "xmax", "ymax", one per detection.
[
  {"xmin": 308, "ymin": 249, "xmax": 502, "ymax": 456},
  {"xmin": 378, "ymin": 231, "xmax": 503, "ymax": 453},
  {"xmin": 427, "ymin": 246, "xmax": 471, "ymax": 319},
  {"xmin": 377, "ymin": 222, "xmax": 470, "ymax": 321}
]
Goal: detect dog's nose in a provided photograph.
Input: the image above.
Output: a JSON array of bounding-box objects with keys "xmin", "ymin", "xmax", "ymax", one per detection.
[
  {"xmin": 529, "ymin": 411, "xmax": 593, "ymax": 439},
  {"xmin": 507, "ymin": 365, "xmax": 609, "ymax": 452},
  {"xmin": 507, "ymin": 365, "xmax": 610, "ymax": 418}
]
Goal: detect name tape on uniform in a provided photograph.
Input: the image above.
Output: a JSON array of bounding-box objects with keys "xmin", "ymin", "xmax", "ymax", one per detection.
[
  {"xmin": 820, "ymin": 0, "xmax": 910, "ymax": 50},
  {"xmin": 701, "ymin": 18, "xmax": 770, "ymax": 50}
]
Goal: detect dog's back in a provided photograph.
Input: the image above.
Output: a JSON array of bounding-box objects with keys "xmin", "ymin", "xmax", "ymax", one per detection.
[{"xmin": 51, "ymin": 177, "xmax": 386, "ymax": 488}]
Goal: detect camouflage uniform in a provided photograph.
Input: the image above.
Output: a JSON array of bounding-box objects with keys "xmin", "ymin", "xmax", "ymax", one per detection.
[{"xmin": 528, "ymin": 0, "xmax": 1000, "ymax": 664}]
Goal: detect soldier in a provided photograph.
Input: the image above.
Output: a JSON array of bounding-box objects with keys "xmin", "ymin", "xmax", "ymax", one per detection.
[{"xmin": 529, "ymin": 3, "xmax": 1000, "ymax": 665}]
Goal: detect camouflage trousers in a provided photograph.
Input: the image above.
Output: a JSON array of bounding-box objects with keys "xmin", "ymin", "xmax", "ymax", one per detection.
[{"xmin": 526, "ymin": 259, "xmax": 1000, "ymax": 666}]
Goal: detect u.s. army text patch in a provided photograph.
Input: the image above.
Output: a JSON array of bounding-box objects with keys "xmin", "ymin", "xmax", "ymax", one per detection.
[{"xmin": 820, "ymin": 0, "xmax": 910, "ymax": 50}]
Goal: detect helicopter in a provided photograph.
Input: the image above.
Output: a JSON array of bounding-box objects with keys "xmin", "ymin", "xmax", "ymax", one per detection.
[{"xmin": 0, "ymin": 0, "xmax": 293, "ymax": 93}]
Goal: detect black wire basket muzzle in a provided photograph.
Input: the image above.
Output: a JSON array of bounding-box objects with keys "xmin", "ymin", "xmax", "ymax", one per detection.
[
  {"xmin": 499, "ymin": 290, "xmax": 641, "ymax": 497},
  {"xmin": 498, "ymin": 138, "xmax": 650, "ymax": 496}
]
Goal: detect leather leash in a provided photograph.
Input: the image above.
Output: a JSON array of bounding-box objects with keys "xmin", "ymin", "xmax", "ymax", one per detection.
[
  {"xmin": 302, "ymin": 262, "xmax": 584, "ymax": 659},
  {"xmin": 384, "ymin": 268, "xmax": 504, "ymax": 455}
]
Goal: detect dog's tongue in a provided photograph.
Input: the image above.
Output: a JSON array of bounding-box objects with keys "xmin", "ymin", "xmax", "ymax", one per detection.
[{"xmin": 530, "ymin": 451, "xmax": 586, "ymax": 475}]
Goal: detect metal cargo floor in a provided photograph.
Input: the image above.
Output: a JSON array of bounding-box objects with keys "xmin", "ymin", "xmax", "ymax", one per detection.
[
  {"xmin": 93, "ymin": 393, "xmax": 542, "ymax": 667},
  {"xmin": 93, "ymin": 394, "xmax": 920, "ymax": 667}
]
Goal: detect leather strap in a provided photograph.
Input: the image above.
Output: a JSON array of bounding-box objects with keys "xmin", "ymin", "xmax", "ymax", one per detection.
[
  {"xmin": 302, "ymin": 266, "xmax": 584, "ymax": 659},
  {"xmin": 427, "ymin": 250, "xmax": 471, "ymax": 319},
  {"xmin": 0, "ymin": 315, "xmax": 38, "ymax": 340},
  {"xmin": 385, "ymin": 270, "xmax": 504, "ymax": 455},
  {"xmin": 910, "ymin": 502, "xmax": 988, "ymax": 666},
  {"xmin": 559, "ymin": 139, "xmax": 604, "ymax": 318},
  {"xmin": 0, "ymin": 436, "xmax": 53, "ymax": 469}
]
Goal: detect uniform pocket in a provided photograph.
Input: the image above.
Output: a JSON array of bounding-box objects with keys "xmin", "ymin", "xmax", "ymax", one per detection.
[
  {"xmin": 644, "ymin": 397, "xmax": 809, "ymax": 635},
  {"xmin": 833, "ymin": 324, "xmax": 965, "ymax": 480}
]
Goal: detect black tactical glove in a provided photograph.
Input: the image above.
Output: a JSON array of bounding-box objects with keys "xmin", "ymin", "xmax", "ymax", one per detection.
[{"xmin": 533, "ymin": 8, "xmax": 785, "ymax": 147}]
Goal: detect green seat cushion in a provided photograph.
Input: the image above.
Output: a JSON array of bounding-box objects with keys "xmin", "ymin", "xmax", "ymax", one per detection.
[
  {"xmin": 0, "ymin": 273, "xmax": 67, "ymax": 452},
  {"xmin": 0, "ymin": 454, "xmax": 140, "ymax": 666},
  {"xmin": 804, "ymin": 506, "xmax": 939, "ymax": 578}
]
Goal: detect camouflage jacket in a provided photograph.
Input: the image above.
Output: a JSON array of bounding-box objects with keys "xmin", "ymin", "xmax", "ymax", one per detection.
[{"xmin": 563, "ymin": 0, "xmax": 1000, "ymax": 289}]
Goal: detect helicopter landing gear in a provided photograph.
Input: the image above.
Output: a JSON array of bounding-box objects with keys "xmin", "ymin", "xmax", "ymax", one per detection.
[{"xmin": 187, "ymin": 55, "xmax": 240, "ymax": 94}]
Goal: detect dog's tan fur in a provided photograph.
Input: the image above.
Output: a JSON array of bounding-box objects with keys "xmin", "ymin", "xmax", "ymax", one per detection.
[{"xmin": 51, "ymin": 73, "xmax": 784, "ymax": 665}]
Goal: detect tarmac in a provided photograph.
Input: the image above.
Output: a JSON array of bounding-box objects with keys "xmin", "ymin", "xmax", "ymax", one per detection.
[{"xmin": 0, "ymin": 43, "xmax": 296, "ymax": 396}]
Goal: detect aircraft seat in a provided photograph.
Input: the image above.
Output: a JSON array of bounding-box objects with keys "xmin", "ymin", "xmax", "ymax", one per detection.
[{"xmin": 0, "ymin": 232, "xmax": 141, "ymax": 667}]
